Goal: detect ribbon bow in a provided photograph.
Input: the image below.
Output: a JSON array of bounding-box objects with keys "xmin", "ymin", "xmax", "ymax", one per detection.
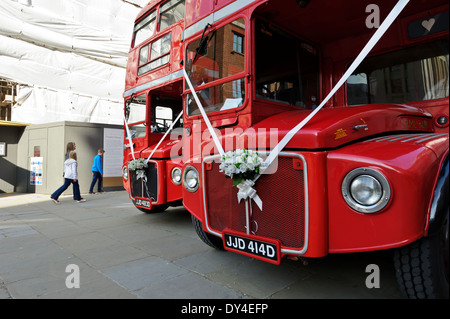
[
  {"xmin": 237, "ymin": 180, "xmax": 263, "ymax": 211},
  {"xmin": 136, "ymin": 169, "xmax": 147, "ymax": 182}
]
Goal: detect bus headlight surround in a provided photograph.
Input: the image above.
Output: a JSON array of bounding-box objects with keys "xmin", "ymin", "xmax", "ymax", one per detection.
[
  {"xmin": 171, "ymin": 167, "xmax": 182, "ymax": 185},
  {"xmin": 183, "ymin": 166, "xmax": 199, "ymax": 192},
  {"xmin": 122, "ymin": 166, "xmax": 128, "ymax": 180},
  {"xmin": 342, "ymin": 168, "xmax": 391, "ymax": 214}
]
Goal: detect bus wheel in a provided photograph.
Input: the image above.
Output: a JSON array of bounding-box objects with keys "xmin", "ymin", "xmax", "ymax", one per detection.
[
  {"xmin": 136, "ymin": 204, "xmax": 168, "ymax": 214},
  {"xmin": 191, "ymin": 215, "xmax": 224, "ymax": 250},
  {"xmin": 394, "ymin": 210, "xmax": 449, "ymax": 299}
]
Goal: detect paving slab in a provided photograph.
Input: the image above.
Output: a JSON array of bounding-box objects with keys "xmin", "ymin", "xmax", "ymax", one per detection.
[
  {"xmin": 0, "ymin": 191, "xmax": 403, "ymax": 301},
  {"xmin": 101, "ymin": 256, "xmax": 190, "ymax": 292}
]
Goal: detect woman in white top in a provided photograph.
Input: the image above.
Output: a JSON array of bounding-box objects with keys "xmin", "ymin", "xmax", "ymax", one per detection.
[{"xmin": 51, "ymin": 151, "xmax": 86, "ymax": 204}]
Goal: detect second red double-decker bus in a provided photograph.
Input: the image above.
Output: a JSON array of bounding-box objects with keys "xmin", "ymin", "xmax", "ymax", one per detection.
[{"xmin": 122, "ymin": 0, "xmax": 186, "ymax": 213}]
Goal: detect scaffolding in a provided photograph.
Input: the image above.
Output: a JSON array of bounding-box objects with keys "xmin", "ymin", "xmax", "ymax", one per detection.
[{"xmin": 0, "ymin": 78, "xmax": 16, "ymax": 121}]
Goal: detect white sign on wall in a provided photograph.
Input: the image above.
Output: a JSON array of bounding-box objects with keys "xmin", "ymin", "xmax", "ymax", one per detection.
[{"xmin": 103, "ymin": 128, "xmax": 124, "ymax": 177}]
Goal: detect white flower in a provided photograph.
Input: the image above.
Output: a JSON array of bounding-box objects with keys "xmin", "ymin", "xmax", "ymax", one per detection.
[
  {"xmin": 220, "ymin": 149, "xmax": 264, "ymax": 180},
  {"xmin": 136, "ymin": 158, "xmax": 147, "ymax": 169},
  {"xmin": 128, "ymin": 158, "xmax": 148, "ymax": 171},
  {"xmin": 235, "ymin": 155, "xmax": 244, "ymax": 165},
  {"xmin": 128, "ymin": 161, "xmax": 136, "ymax": 170},
  {"xmin": 225, "ymin": 165, "xmax": 237, "ymax": 176},
  {"xmin": 238, "ymin": 162, "xmax": 248, "ymax": 173},
  {"xmin": 128, "ymin": 158, "xmax": 148, "ymax": 180},
  {"xmin": 225, "ymin": 150, "xmax": 234, "ymax": 158}
]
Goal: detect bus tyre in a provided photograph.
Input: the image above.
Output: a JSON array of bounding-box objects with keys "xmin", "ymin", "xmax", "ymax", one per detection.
[
  {"xmin": 394, "ymin": 210, "xmax": 449, "ymax": 299},
  {"xmin": 136, "ymin": 204, "xmax": 168, "ymax": 214},
  {"xmin": 192, "ymin": 215, "xmax": 224, "ymax": 250}
]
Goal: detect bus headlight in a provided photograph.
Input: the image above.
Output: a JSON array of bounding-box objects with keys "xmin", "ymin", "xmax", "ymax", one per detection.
[
  {"xmin": 342, "ymin": 168, "xmax": 391, "ymax": 213},
  {"xmin": 122, "ymin": 166, "xmax": 128, "ymax": 180},
  {"xmin": 171, "ymin": 167, "xmax": 182, "ymax": 185},
  {"xmin": 183, "ymin": 166, "xmax": 199, "ymax": 192}
]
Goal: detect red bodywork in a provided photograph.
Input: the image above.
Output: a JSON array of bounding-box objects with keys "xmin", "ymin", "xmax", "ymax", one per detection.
[
  {"xmin": 181, "ymin": 0, "xmax": 449, "ymax": 262},
  {"xmin": 123, "ymin": 0, "xmax": 184, "ymax": 210}
]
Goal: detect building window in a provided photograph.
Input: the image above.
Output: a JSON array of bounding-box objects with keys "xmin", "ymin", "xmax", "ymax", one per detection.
[
  {"xmin": 232, "ymin": 79, "xmax": 243, "ymax": 99},
  {"xmin": 233, "ymin": 33, "xmax": 244, "ymax": 54}
]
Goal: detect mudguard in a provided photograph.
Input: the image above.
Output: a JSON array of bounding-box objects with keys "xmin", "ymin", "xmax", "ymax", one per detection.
[{"xmin": 428, "ymin": 154, "xmax": 449, "ymax": 236}]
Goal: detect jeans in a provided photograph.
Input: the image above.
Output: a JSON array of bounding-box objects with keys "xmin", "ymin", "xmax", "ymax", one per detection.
[
  {"xmin": 51, "ymin": 178, "xmax": 81, "ymax": 200},
  {"xmin": 89, "ymin": 171, "xmax": 103, "ymax": 192}
]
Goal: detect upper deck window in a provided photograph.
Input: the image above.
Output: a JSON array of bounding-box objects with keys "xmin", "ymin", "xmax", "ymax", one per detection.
[
  {"xmin": 186, "ymin": 18, "xmax": 246, "ymax": 116},
  {"xmin": 159, "ymin": 0, "xmax": 185, "ymax": 32},
  {"xmin": 138, "ymin": 33, "xmax": 172, "ymax": 75},
  {"xmin": 254, "ymin": 19, "xmax": 320, "ymax": 108},
  {"xmin": 133, "ymin": 10, "xmax": 157, "ymax": 48},
  {"xmin": 347, "ymin": 39, "xmax": 449, "ymax": 105}
]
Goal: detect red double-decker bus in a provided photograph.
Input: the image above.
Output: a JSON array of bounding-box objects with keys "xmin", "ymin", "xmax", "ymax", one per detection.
[
  {"xmin": 180, "ymin": 0, "xmax": 449, "ymax": 298},
  {"xmin": 122, "ymin": 0, "xmax": 185, "ymax": 213}
]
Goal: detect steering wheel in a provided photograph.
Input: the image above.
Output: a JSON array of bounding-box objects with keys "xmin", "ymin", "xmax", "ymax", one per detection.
[{"xmin": 151, "ymin": 121, "xmax": 169, "ymax": 133}]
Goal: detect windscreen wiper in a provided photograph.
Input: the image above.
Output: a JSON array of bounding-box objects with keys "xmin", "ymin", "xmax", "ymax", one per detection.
[
  {"xmin": 192, "ymin": 23, "xmax": 211, "ymax": 64},
  {"xmin": 124, "ymin": 93, "xmax": 135, "ymax": 122}
]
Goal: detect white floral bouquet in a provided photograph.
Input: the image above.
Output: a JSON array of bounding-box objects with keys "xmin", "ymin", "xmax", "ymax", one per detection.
[
  {"xmin": 128, "ymin": 158, "xmax": 148, "ymax": 180},
  {"xmin": 219, "ymin": 149, "xmax": 264, "ymax": 186}
]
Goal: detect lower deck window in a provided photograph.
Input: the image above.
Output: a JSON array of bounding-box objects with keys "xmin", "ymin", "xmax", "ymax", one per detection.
[
  {"xmin": 254, "ymin": 19, "xmax": 320, "ymax": 109},
  {"xmin": 347, "ymin": 40, "xmax": 449, "ymax": 105}
]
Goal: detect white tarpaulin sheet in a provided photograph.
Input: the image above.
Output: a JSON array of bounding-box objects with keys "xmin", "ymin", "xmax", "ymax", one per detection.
[{"xmin": 0, "ymin": 0, "xmax": 146, "ymax": 124}]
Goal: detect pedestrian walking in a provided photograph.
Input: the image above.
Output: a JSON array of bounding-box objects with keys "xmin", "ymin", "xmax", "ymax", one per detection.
[
  {"xmin": 89, "ymin": 148, "xmax": 105, "ymax": 194},
  {"xmin": 51, "ymin": 151, "xmax": 86, "ymax": 204},
  {"xmin": 62, "ymin": 142, "xmax": 76, "ymax": 178},
  {"xmin": 65, "ymin": 142, "xmax": 76, "ymax": 160}
]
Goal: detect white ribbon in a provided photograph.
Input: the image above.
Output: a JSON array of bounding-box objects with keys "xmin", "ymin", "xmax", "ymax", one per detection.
[
  {"xmin": 263, "ymin": 0, "xmax": 410, "ymax": 170},
  {"xmin": 182, "ymin": 0, "xmax": 409, "ymax": 212},
  {"xmin": 123, "ymin": 114, "xmax": 136, "ymax": 160},
  {"xmin": 183, "ymin": 68, "xmax": 264, "ymax": 211},
  {"xmin": 237, "ymin": 179, "xmax": 263, "ymax": 211},
  {"xmin": 183, "ymin": 69, "xmax": 264, "ymax": 211},
  {"xmin": 183, "ymin": 68, "xmax": 225, "ymax": 156},
  {"xmin": 135, "ymin": 169, "xmax": 147, "ymax": 181},
  {"xmin": 146, "ymin": 110, "xmax": 183, "ymax": 163}
]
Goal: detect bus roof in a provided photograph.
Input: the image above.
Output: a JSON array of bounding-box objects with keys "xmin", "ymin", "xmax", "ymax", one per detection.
[{"xmin": 135, "ymin": 0, "xmax": 163, "ymax": 22}]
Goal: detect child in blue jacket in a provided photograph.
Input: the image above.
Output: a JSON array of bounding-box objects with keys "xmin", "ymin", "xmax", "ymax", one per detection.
[{"xmin": 89, "ymin": 148, "xmax": 105, "ymax": 194}]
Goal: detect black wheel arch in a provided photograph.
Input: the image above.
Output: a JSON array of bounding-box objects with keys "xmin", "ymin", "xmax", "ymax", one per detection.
[{"xmin": 428, "ymin": 154, "xmax": 449, "ymax": 236}]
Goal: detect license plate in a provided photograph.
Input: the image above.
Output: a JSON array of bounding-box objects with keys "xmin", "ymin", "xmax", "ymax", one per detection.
[
  {"xmin": 223, "ymin": 232, "xmax": 280, "ymax": 264},
  {"xmin": 135, "ymin": 197, "xmax": 152, "ymax": 209}
]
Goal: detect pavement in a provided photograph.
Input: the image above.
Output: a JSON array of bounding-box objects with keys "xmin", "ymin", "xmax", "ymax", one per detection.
[{"xmin": 0, "ymin": 191, "xmax": 403, "ymax": 300}]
